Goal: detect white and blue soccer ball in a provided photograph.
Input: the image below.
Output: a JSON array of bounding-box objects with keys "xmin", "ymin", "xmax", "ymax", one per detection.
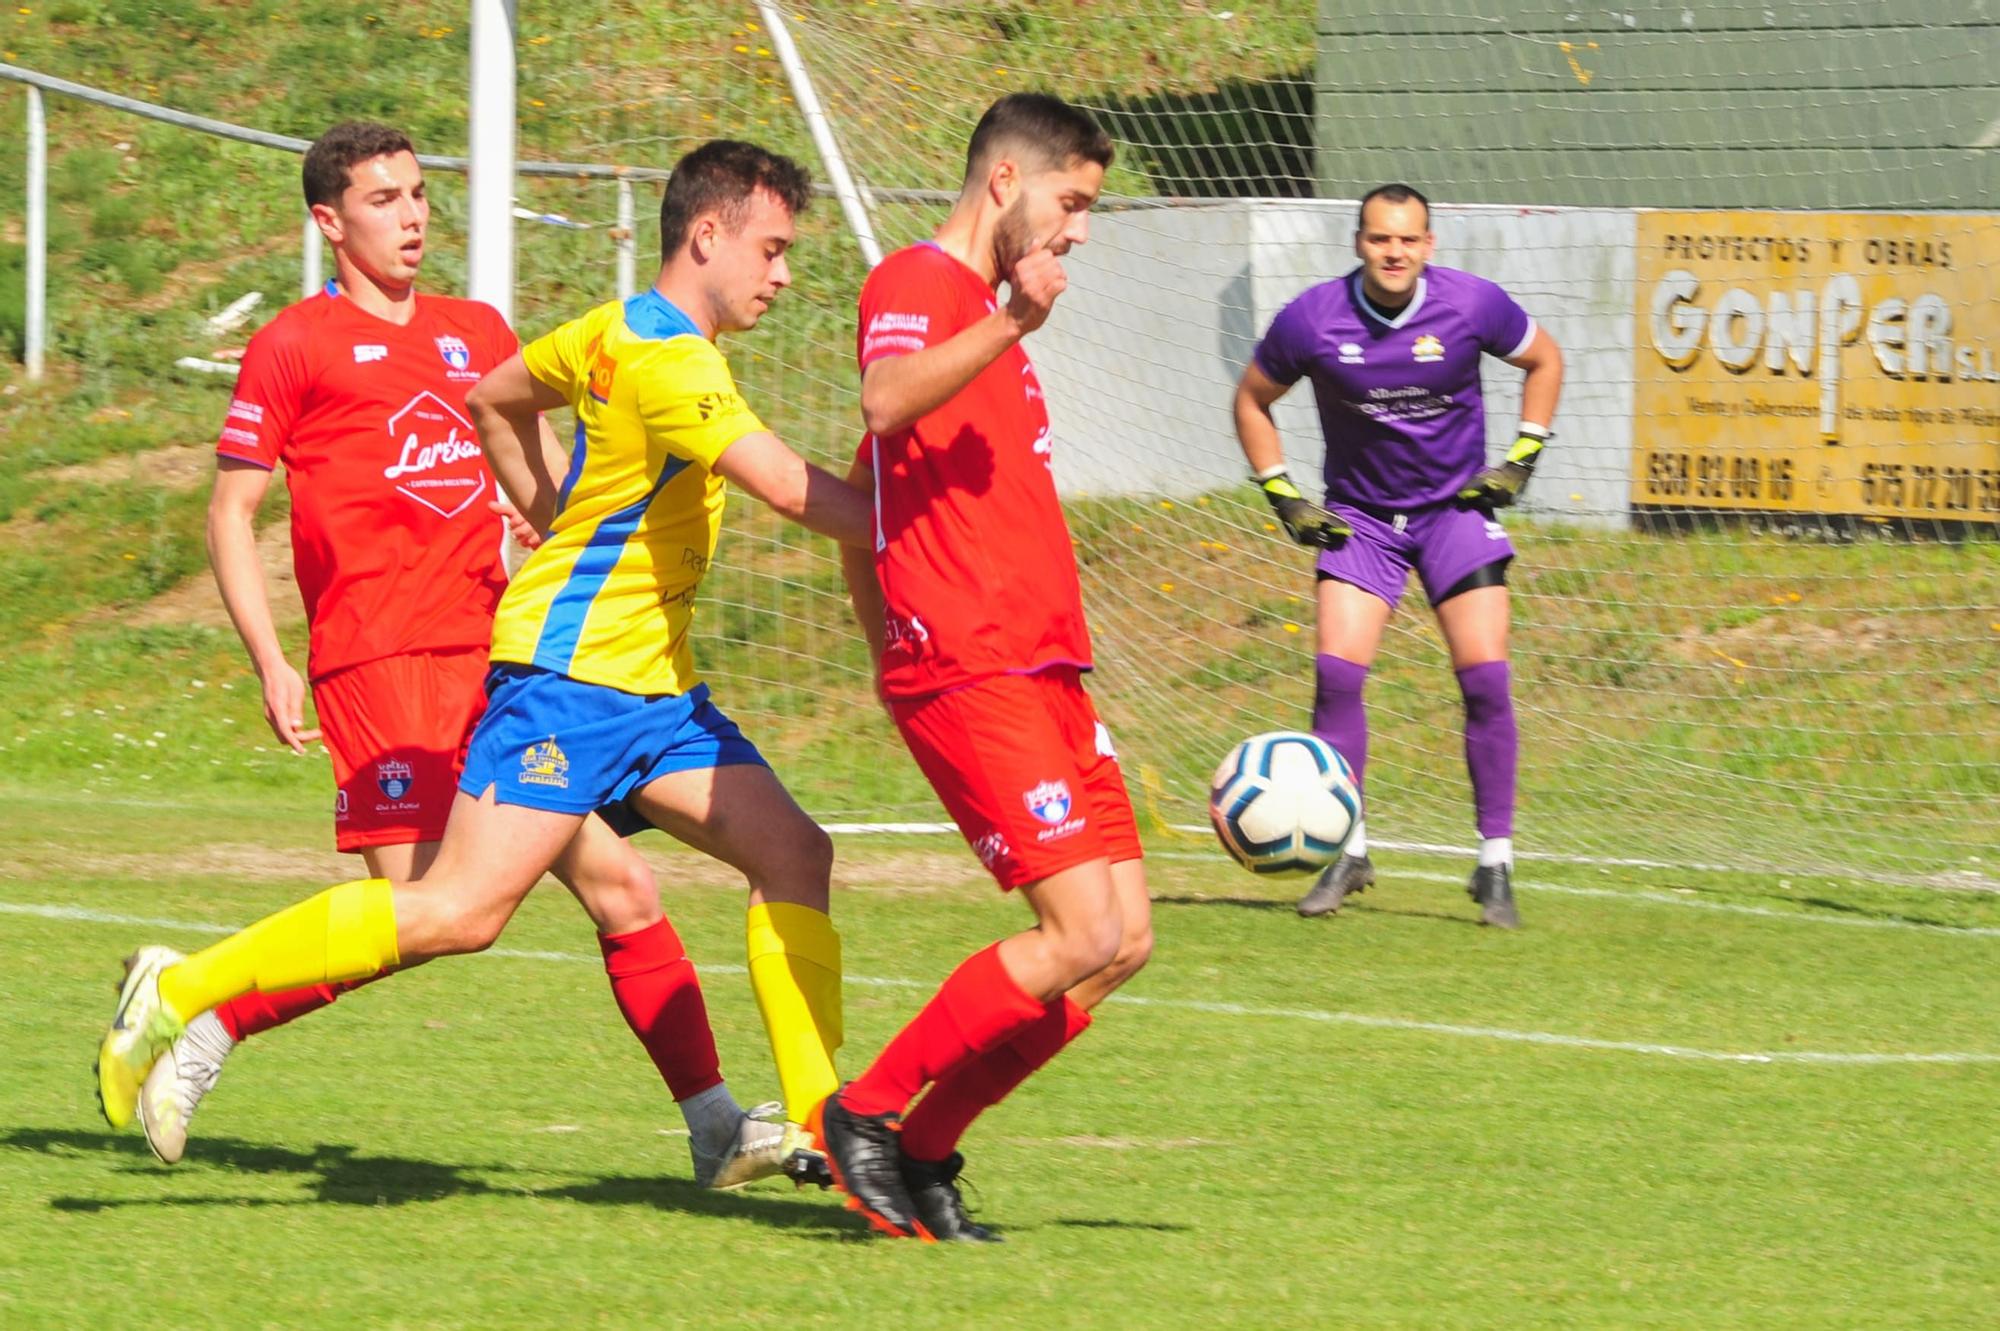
[{"xmin": 1208, "ymin": 731, "xmax": 1362, "ymax": 875}]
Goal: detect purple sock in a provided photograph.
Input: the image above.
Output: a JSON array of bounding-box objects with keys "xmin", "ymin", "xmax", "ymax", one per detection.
[
  {"xmin": 1312, "ymin": 654, "xmax": 1370, "ymax": 792},
  {"xmin": 1456, "ymin": 660, "xmax": 1517, "ymax": 839}
]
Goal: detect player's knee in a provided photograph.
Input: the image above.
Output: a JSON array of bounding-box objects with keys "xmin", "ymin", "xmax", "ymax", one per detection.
[
  {"xmin": 1050, "ymin": 914, "xmax": 1122, "ymax": 985},
  {"xmin": 1105, "ymin": 922, "xmax": 1154, "ymax": 984},
  {"xmin": 592, "ymin": 855, "xmax": 661, "ymax": 930},
  {"xmin": 446, "ymin": 901, "xmax": 511, "ymax": 954}
]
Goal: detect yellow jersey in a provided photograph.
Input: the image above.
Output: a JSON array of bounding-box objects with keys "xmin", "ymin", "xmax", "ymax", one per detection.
[{"xmin": 491, "ymin": 290, "xmax": 766, "ymax": 696}]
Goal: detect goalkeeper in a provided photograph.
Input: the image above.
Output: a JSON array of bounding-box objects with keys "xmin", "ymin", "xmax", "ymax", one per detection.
[{"xmin": 1232, "ymin": 183, "xmax": 1564, "ymax": 928}]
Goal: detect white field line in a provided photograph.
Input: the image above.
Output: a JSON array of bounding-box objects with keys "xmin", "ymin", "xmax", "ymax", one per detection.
[
  {"xmin": 8, "ymin": 790, "xmax": 1992, "ymax": 892},
  {"xmin": 10, "ymin": 900, "xmax": 1996, "ymax": 1068},
  {"xmin": 1157, "ymin": 826, "xmax": 2000, "ymax": 894},
  {"xmin": 1143, "ymin": 858, "xmax": 2000, "ymax": 938}
]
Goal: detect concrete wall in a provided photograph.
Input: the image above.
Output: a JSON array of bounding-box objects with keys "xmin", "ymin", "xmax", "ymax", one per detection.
[{"xmin": 1038, "ymin": 199, "xmax": 1638, "ymax": 525}]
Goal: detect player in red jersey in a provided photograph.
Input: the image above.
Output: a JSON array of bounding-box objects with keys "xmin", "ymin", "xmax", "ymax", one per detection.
[
  {"xmin": 822, "ymin": 94, "xmax": 1153, "ymax": 1241},
  {"xmin": 148, "ymin": 122, "xmax": 783, "ymax": 1188}
]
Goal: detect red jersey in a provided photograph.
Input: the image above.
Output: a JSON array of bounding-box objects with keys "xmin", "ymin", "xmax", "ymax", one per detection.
[
  {"xmin": 216, "ymin": 285, "xmax": 517, "ymax": 680},
  {"xmin": 858, "ymin": 243, "xmax": 1093, "ymax": 700}
]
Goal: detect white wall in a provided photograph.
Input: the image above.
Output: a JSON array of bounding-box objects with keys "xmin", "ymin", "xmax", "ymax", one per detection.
[{"xmin": 1038, "ymin": 199, "xmax": 1639, "ymax": 526}]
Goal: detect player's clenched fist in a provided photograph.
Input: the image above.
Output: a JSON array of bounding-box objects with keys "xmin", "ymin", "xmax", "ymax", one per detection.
[{"xmin": 1004, "ymin": 238, "xmax": 1066, "ymax": 336}]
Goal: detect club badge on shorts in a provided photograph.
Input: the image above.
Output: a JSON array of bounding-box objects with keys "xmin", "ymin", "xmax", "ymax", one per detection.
[
  {"xmin": 1023, "ymin": 779, "xmax": 1073, "ymax": 826},
  {"xmin": 375, "ymin": 759, "xmax": 414, "ymax": 801},
  {"xmin": 520, "ymin": 737, "xmax": 570, "ymax": 789}
]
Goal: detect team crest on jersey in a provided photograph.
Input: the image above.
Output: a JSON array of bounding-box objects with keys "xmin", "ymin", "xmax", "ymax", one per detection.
[
  {"xmin": 375, "ymin": 759, "xmax": 414, "ymax": 800},
  {"xmin": 1023, "ymin": 779, "xmax": 1073, "ymax": 826},
  {"xmin": 1412, "ymin": 334, "xmax": 1444, "ymax": 363},
  {"xmin": 520, "ymin": 738, "xmax": 570, "ymax": 789},
  {"xmin": 383, "ymin": 392, "xmax": 489, "ymax": 519},
  {"xmin": 434, "ymin": 335, "xmax": 472, "ymax": 371}
]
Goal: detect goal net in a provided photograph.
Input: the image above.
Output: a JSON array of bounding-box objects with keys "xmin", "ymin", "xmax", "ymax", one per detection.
[{"xmin": 507, "ymin": 2, "xmax": 2000, "ymax": 883}]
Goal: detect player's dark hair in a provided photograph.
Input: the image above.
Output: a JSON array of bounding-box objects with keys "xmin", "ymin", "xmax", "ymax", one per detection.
[
  {"xmin": 303, "ymin": 121, "xmax": 418, "ymax": 209},
  {"xmin": 964, "ymin": 92, "xmax": 1115, "ymax": 182},
  {"xmin": 659, "ymin": 140, "xmax": 814, "ymax": 259},
  {"xmin": 1357, "ymin": 183, "xmax": 1431, "ymax": 231}
]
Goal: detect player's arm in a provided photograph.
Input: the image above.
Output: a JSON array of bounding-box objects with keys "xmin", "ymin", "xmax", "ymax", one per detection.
[
  {"xmin": 207, "ymin": 459, "xmax": 319, "ymax": 754},
  {"xmin": 1233, "ymin": 360, "xmax": 1349, "ymax": 548},
  {"xmin": 713, "ymin": 432, "xmax": 874, "ymax": 548},
  {"xmin": 837, "ymin": 452, "xmax": 887, "ymax": 669},
  {"xmin": 1461, "ymin": 326, "xmax": 1566, "ymax": 507},
  {"xmin": 858, "ymin": 240, "xmax": 1066, "ymax": 437},
  {"xmin": 466, "ymin": 353, "xmax": 572, "ymax": 534}
]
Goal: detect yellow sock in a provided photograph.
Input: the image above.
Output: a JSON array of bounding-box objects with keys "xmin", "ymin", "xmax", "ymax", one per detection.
[
  {"xmin": 746, "ymin": 901, "xmax": 843, "ymax": 1126},
  {"xmin": 157, "ymin": 879, "xmax": 400, "ymax": 1021}
]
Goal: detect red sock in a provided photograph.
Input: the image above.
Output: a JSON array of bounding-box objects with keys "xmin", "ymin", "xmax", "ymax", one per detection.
[
  {"xmin": 841, "ymin": 943, "xmax": 1047, "ymax": 1119},
  {"xmin": 901, "ymin": 995, "xmax": 1092, "ymax": 1162},
  {"xmin": 214, "ymin": 976, "xmax": 377, "ymax": 1042},
  {"xmin": 600, "ymin": 917, "xmax": 722, "ymax": 1101}
]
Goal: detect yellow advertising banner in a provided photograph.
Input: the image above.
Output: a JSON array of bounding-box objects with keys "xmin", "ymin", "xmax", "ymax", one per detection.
[{"xmin": 1632, "ymin": 212, "xmax": 2000, "ymax": 519}]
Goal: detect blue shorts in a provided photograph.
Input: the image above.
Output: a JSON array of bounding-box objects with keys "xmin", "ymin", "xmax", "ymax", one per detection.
[
  {"xmin": 1316, "ymin": 500, "xmax": 1515, "ymax": 611},
  {"xmin": 458, "ymin": 666, "xmax": 767, "ymax": 830}
]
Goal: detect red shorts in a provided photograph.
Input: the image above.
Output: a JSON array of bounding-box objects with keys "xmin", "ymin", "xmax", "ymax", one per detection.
[
  {"xmin": 889, "ymin": 667, "xmax": 1143, "ymax": 889},
  {"xmin": 312, "ymin": 647, "xmax": 489, "ymax": 853}
]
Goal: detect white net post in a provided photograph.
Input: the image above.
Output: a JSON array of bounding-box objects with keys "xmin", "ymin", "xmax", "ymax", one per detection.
[
  {"xmin": 24, "ymin": 83, "xmax": 46, "ymax": 381},
  {"xmin": 467, "ymin": 0, "xmax": 517, "ymax": 323}
]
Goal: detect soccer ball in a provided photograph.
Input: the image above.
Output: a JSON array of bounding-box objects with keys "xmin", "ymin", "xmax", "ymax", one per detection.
[{"xmin": 1208, "ymin": 731, "xmax": 1362, "ymax": 875}]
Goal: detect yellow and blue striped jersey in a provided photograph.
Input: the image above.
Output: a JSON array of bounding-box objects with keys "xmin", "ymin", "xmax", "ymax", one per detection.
[{"xmin": 490, "ymin": 290, "xmax": 766, "ymax": 696}]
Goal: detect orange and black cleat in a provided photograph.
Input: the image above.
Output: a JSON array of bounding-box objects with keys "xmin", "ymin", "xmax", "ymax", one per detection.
[{"xmin": 819, "ymin": 1086, "xmax": 933, "ymax": 1241}]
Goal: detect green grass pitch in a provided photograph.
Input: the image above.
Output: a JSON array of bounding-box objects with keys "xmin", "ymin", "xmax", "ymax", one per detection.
[{"xmin": 1, "ymin": 789, "xmax": 1995, "ymax": 1328}]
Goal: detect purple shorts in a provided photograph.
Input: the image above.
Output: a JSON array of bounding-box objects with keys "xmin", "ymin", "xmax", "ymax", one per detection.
[{"xmin": 1316, "ymin": 500, "xmax": 1515, "ymax": 610}]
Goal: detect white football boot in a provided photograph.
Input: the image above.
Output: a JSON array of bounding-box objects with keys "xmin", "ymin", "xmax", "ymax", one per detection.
[{"xmin": 139, "ymin": 1009, "xmax": 236, "ymax": 1164}]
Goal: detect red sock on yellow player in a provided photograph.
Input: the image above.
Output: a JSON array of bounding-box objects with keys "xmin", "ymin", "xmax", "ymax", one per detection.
[{"xmin": 599, "ymin": 916, "xmax": 722, "ymax": 1101}]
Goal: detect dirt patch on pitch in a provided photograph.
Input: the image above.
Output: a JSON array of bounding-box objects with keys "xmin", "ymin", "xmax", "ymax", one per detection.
[
  {"xmin": 17, "ymin": 840, "xmax": 348, "ymax": 884},
  {"xmin": 42, "ymin": 444, "xmax": 212, "ymax": 492},
  {"xmin": 124, "ymin": 516, "xmax": 301, "ymax": 631}
]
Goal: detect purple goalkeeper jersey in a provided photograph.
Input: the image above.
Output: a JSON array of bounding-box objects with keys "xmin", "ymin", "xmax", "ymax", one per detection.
[{"xmin": 1253, "ymin": 265, "xmax": 1537, "ymax": 509}]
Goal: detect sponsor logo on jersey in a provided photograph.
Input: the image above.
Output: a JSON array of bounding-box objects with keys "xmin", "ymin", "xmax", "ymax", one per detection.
[
  {"xmin": 1023, "ymin": 779, "xmax": 1073, "ymax": 826},
  {"xmin": 1031, "ymin": 425, "xmax": 1054, "ymax": 469},
  {"xmin": 354, "ymin": 344, "xmax": 389, "ymax": 364},
  {"xmin": 1022, "ymin": 361, "xmax": 1045, "ymax": 403},
  {"xmin": 1412, "ymin": 333, "xmax": 1444, "ymax": 363},
  {"xmin": 883, "ymin": 612, "xmax": 930, "ymax": 656},
  {"xmin": 1337, "ymin": 342, "xmax": 1365, "ymax": 364},
  {"xmin": 219, "ymin": 426, "xmax": 261, "ymax": 449},
  {"xmin": 520, "ymin": 737, "xmax": 570, "ymax": 789},
  {"xmin": 375, "ymin": 758, "xmax": 414, "ymax": 801},
  {"xmin": 382, "ymin": 391, "xmax": 489, "ymax": 519},
  {"xmin": 435, "ymin": 335, "xmax": 472, "ymax": 370},
  {"xmin": 972, "ymin": 831, "xmax": 1010, "ymax": 869},
  {"xmin": 1484, "ymin": 519, "xmax": 1508, "ymax": 541},
  {"xmin": 862, "ymin": 310, "xmax": 932, "ymax": 359},
  {"xmin": 226, "ymin": 398, "xmax": 265, "ymax": 424},
  {"xmin": 1094, "ymin": 722, "xmax": 1118, "ymax": 761},
  {"xmin": 696, "ymin": 389, "xmax": 744, "ymax": 421}
]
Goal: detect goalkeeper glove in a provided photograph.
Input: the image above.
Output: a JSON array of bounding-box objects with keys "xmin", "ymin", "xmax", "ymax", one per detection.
[
  {"xmin": 1458, "ymin": 425, "xmax": 1551, "ymax": 508},
  {"xmin": 1257, "ymin": 468, "xmax": 1351, "ymax": 548}
]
